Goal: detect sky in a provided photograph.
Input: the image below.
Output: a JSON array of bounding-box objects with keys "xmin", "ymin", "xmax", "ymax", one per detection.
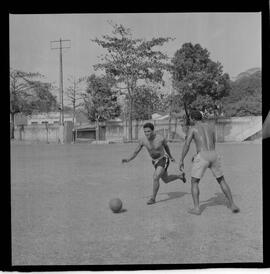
[{"xmin": 9, "ymin": 13, "xmax": 261, "ymax": 102}]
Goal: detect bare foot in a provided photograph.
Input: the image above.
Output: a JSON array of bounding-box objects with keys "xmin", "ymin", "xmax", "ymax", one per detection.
[
  {"xmin": 147, "ymin": 198, "xmax": 156, "ymax": 205},
  {"xmin": 230, "ymin": 204, "xmax": 240, "ymax": 213},
  {"xmin": 188, "ymin": 208, "xmax": 201, "ymax": 215}
]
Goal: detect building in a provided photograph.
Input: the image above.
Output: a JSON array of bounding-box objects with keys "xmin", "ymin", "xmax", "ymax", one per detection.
[{"xmin": 27, "ymin": 112, "xmax": 75, "ymax": 125}]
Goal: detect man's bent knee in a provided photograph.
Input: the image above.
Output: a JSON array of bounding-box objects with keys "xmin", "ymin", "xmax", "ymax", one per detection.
[
  {"xmin": 153, "ymin": 173, "xmax": 160, "ymax": 181},
  {"xmin": 153, "ymin": 169, "xmax": 164, "ymax": 181},
  {"xmin": 161, "ymin": 172, "xmax": 169, "ymax": 183}
]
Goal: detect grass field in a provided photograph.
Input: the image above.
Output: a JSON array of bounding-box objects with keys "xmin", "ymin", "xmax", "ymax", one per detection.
[{"xmin": 11, "ymin": 142, "xmax": 262, "ymax": 265}]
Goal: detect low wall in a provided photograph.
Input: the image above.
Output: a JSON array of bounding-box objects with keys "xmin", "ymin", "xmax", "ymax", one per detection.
[
  {"xmin": 122, "ymin": 116, "xmax": 262, "ymax": 143},
  {"xmin": 13, "ymin": 116, "xmax": 262, "ymax": 143},
  {"xmin": 105, "ymin": 121, "xmax": 124, "ymax": 141},
  {"xmin": 14, "ymin": 121, "xmax": 73, "ymax": 143},
  {"xmin": 215, "ymin": 116, "xmax": 262, "ymax": 142}
]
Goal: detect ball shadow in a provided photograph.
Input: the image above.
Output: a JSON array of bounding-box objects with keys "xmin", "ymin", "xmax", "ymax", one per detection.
[{"xmin": 112, "ymin": 208, "xmax": 128, "ymax": 214}]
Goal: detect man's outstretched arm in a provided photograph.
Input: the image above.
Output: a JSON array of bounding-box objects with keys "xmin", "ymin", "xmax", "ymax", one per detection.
[
  {"xmin": 163, "ymin": 138, "xmax": 175, "ymax": 161},
  {"xmin": 179, "ymin": 128, "xmax": 193, "ymax": 170},
  {"xmin": 122, "ymin": 141, "xmax": 143, "ymax": 163}
]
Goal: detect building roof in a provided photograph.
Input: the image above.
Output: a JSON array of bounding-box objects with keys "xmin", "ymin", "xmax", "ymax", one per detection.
[
  {"xmin": 152, "ymin": 113, "xmax": 169, "ymax": 120},
  {"xmin": 74, "ymin": 124, "xmax": 96, "ymax": 131},
  {"xmin": 28, "ymin": 112, "xmax": 73, "ymax": 119}
]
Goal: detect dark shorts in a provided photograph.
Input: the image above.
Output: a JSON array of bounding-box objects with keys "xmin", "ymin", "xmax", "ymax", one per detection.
[{"xmin": 152, "ymin": 155, "xmax": 170, "ymax": 171}]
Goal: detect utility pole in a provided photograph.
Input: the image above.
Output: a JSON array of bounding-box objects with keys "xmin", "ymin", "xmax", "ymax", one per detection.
[{"xmin": 50, "ymin": 38, "xmax": 71, "ymax": 143}]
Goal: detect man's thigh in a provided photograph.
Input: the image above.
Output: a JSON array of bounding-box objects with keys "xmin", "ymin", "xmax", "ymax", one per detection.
[
  {"xmin": 191, "ymin": 154, "xmax": 208, "ymax": 179},
  {"xmin": 161, "ymin": 170, "xmax": 169, "ymax": 182},
  {"xmin": 154, "ymin": 166, "xmax": 166, "ymax": 180},
  {"xmin": 210, "ymin": 155, "xmax": 223, "ymax": 178}
]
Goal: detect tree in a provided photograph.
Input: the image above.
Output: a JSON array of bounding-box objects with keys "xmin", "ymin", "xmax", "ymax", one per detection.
[
  {"xmin": 124, "ymin": 85, "xmax": 161, "ymax": 121},
  {"xmin": 82, "ymin": 74, "xmax": 121, "ymax": 140},
  {"xmin": 10, "ymin": 68, "xmax": 57, "ymax": 139},
  {"xmin": 92, "ymin": 22, "xmax": 173, "ymax": 140},
  {"xmin": 160, "ymin": 91, "xmax": 185, "ymax": 138},
  {"xmin": 66, "ymin": 76, "xmax": 85, "ymax": 126},
  {"xmin": 222, "ymin": 71, "xmax": 261, "ymax": 116},
  {"xmin": 28, "ymin": 82, "xmax": 58, "ymax": 114},
  {"xmin": 171, "ymin": 43, "xmax": 231, "ymax": 124}
]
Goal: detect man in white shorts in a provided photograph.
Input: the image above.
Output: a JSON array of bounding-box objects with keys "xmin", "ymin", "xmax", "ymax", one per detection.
[{"xmin": 179, "ymin": 110, "xmax": 240, "ymax": 215}]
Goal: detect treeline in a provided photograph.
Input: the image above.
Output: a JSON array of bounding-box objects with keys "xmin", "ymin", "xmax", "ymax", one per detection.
[
  {"xmin": 10, "ymin": 23, "xmax": 261, "ymax": 140},
  {"xmin": 222, "ymin": 70, "xmax": 261, "ymax": 117}
]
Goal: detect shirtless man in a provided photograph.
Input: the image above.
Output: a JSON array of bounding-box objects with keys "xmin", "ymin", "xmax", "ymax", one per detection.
[
  {"xmin": 179, "ymin": 110, "xmax": 240, "ymax": 215},
  {"xmin": 122, "ymin": 122, "xmax": 186, "ymax": 205}
]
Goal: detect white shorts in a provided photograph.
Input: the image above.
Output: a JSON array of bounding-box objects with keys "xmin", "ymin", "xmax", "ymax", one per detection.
[{"xmin": 191, "ymin": 151, "xmax": 223, "ymax": 179}]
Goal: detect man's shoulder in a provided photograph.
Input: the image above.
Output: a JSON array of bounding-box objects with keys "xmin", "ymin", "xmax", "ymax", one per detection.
[
  {"xmin": 139, "ymin": 137, "xmax": 146, "ymax": 145},
  {"xmin": 155, "ymin": 134, "xmax": 166, "ymax": 142}
]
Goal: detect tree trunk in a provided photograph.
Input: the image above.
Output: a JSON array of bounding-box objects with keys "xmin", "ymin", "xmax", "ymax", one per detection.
[
  {"xmin": 45, "ymin": 122, "xmax": 49, "ymax": 144},
  {"xmin": 128, "ymin": 115, "xmax": 133, "ymax": 141},
  {"xmin": 168, "ymin": 114, "xmax": 172, "ymax": 140},
  {"xmin": 96, "ymin": 119, "xmax": 100, "ymax": 141},
  {"xmin": 174, "ymin": 118, "xmax": 178, "ymax": 139},
  {"xmin": 135, "ymin": 119, "xmax": 139, "ymax": 140},
  {"xmin": 10, "ymin": 112, "xmax": 15, "ymax": 139},
  {"xmin": 72, "ymin": 103, "xmax": 75, "ymax": 126},
  {"xmin": 184, "ymin": 102, "xmax": 190, "ymax": 125},
  {"xmin": 72, "ymin": 105, "xmax": 75, "ymax": 143},
  {"xmin": 128, "ymin": 97, "xmax": 133, "ymax": 141},
  {"xmin": 168, "ymin": 96, "xmax": 172, "ymax": 139}
]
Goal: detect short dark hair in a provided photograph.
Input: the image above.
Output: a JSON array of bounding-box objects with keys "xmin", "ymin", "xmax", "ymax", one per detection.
[
  {"xmin": 190, "ymin": 110, "xmax": 202, "ymax": 121},
  {"xmin": 143, "ymin": 122, "xmax": 154, "ymax": 131}
]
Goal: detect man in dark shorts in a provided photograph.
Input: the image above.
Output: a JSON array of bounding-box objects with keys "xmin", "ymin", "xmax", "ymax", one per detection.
[
  {"xmin": 179, "ymin": 110, "xmax": 240, "ymax": 215},
  {"xmin": 122, "ymin": 122, "xmax": 186, "ymax": 205}
]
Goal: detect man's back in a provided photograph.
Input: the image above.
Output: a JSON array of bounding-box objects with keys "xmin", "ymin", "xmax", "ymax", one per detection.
[
  {"xmin": 191, "ymin": 121, "xmax": 220, "ymax": 177},
  {"xmin": 192, "ymin": 122, "xmax": 216, "ymax": 153}
]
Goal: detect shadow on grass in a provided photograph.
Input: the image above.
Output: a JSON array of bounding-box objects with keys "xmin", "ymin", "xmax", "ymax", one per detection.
[
  {"xmin": 155, "ymin": 191, "xmax": 189, "ymax": 204},
  {"xmin": 199, "ymin": 192, "xmax": 228, "ymax": 213},
  {"xmin": 112, "ymin": 208, "xmax": 128, "ymax": 214}
]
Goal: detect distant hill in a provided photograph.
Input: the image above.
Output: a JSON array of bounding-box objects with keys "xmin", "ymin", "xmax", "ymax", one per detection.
[
  {"xmin": 232, "ymin": 67, "xmax": 261, "ymax": 82},
  {"xmin": 222, "ymin": 67, "xmax": 261, "ymax": 117}
]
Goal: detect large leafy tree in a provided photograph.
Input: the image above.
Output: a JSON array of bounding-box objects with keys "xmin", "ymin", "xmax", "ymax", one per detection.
[
  {"xmin": 124, "ymin": 85, "xmax": 162, "ymax": 121},
  {"xmin": 171, "ymin": 43, "xmax": 231, "ymax": 124},
  {"xmin": 28, "ymin": 82, "xmax": 58, "ymax": 114},
  {"xmin": 149, "ymin": 92, "xmax": 179, "ymax": 115},
  {"xmin": 10, "ymin": 68, "xmax": 57, "ymax": 138},
  {"xmin": 92, "ymin": 22, "xmax": 173, "ymax": 140},
  {"xmin": 222, "ymin": 71, "xmax": 261, "ymax": 116},
  {"xmin": 82, "ymin": 74, "xmax": 121, "ymax": 140}
]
